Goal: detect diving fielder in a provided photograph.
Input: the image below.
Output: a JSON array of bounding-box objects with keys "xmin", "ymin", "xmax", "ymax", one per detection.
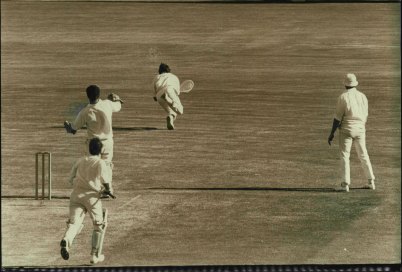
[
  {"xmin": 153, "ymin": 63, "xmax": 184, "ymax": 130},
  {"xmin": 64, "ymin": 85, "xmax": 122, "ymax": 195},
  {"xmin": 60, "ymin": 138, "xmax": 114, "ymax": 264}
]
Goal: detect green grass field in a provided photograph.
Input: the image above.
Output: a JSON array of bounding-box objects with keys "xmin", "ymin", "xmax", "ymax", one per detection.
[{"xmin": 1, "ymin": 1, "xmax": 400, "ymax": 267}]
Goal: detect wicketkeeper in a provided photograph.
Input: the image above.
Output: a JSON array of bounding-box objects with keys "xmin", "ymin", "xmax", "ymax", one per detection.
[
  {"xmin": 60, "ymin": 137, "xmax": 115, "ymax": 264},
  {"xmin": 64, "ymin": 85, "xmax": 122, "ymax": 196},
  {"xmin": 153, "ymin": 63, "xmax": 184, "ymax": 130}
]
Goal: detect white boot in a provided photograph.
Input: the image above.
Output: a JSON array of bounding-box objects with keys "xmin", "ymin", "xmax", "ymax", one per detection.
[
  {"xmin": 364, "ymin": 179, "xmax": 376, "ymax": 190},
  {"xmin": 90, "ymin": 253, "xmax": 105, "ymax": 264},
  {"xmin": 90, "ymin": 230, "xmax": 105, "ymax": 264}
]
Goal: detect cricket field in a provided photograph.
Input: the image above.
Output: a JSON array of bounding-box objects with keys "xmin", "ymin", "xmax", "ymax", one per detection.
[{"xmin": 1, "ymin": 0, "xmax": 400, "ymax": 268}]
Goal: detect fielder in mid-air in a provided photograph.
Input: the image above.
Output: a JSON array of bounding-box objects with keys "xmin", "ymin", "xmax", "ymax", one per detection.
[
  {"xmin": 60, "ymin": 137, "xmax": 115, "ymax": 265},
  {"xmin": 328, "ymin": 73, "xmax": 375, "ymax": 192},
  {"xmin": 153, "ymin": 63, "xmax": 184, "ymax": 130},
  {"xmin": 64, "ymin": 85, "xmax": 123, "ymax": 196}
]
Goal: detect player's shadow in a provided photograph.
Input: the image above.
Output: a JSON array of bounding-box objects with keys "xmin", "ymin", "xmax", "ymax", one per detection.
[
  {"xmin": 147, "ymin": 187, "xmax": 372, "ymax": 193},
  {"xmin": 1, "ymin": 195, "xmax": 70, "ymax": 199},
  {"xmin": 113, "ymin": 126, "xmax": 158, "ymax": 131},
  {"xmin": 50, "ymin": 126, "xmax": 159, "ymax": 131}
]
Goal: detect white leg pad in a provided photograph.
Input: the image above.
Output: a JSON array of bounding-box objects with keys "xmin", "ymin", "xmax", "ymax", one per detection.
[
  {"xmin": 98, "ymin": 208, "xmax": 108, "ymax": 256},
  {"xmin": 91, "ymin": 208, "xmax": 108, "ymax": 257}
]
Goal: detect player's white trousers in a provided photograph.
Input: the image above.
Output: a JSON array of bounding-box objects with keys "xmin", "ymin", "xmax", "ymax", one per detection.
[
  {"xmin": 339, "ymin": 128, "xmax": 375, "ymax": 185},
  {"xmin": 63, "ymin": 190, "xmax": 104, "ymax": 247},
  {"xmin": 157, "ymin": 92, "xmax": 183, "ymax": 117}
]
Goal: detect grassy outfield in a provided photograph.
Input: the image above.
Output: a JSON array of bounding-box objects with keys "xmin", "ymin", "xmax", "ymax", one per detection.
[{"xmin": 1, "ymin": 1, "xmax": 400, "ymax": 267}]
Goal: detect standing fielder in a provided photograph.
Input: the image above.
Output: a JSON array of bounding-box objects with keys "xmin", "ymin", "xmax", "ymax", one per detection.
[
  {"xmin": 64, "ymin": 85, "xmax": 122, "ymax": 196},
  {"xmin": 328, "ymin": 73, "xmax": 375, "ymax": 192},
  {"xmin": 60, "ymin": 138, "xmax": 114, "ymax": 264},
  {"xmin": 153, "ymin": 63, "xmax": 184, "ymax": 130}
]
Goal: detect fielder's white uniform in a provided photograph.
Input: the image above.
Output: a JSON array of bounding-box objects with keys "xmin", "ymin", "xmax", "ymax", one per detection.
[
  {"xmin": 63, "ymin": 155, "xmax": 111, "ymax": 250},
  {"xmin": 335, "ymin": 87, "xmax": 375, "ymax": 185},
  {"xmin": 71, "ymin": 99, "xmax": 121, "ymax": 184},
  {"xmin": 153, "ymin": 72, "xmax": 184, "ymax": 118}
]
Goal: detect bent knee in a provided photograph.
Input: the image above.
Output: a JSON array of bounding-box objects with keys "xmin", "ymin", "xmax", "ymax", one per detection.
[
  {"xmin": 175, "ymin": 106, "xmax": 184, "ymax": 115},
  {"xmin": 93, "ymin": 222, "xmax": 104, "ymax": 232}
]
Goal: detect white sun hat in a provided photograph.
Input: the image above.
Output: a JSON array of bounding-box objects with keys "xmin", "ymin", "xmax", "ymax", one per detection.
[{"xmin": 344, "ymin": 73, "xmax": 359, "ymax": 87}]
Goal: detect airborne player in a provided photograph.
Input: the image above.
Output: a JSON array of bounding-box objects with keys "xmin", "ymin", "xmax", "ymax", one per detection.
[{"xmin": 153, "ymin": 63, "xmax": 184, "ymax": 130}]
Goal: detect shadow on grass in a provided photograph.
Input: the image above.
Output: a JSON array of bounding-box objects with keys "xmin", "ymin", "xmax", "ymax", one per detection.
[
  {"xmin": 113, "ymin": 126, "xmax": 159, "ymax": 131},
  {"xmin": 146, "ymin": 186, "xmax": 373, "ymax": 193},
  {"xmin": 1, "ymin": 195, "xmax": 69, "ymax": 199},
  {"xmin": 49, "ymin": 126, "xmax": 159, "ymax": 131},
  {"xmin": 6, "ymin": 264, "xmax": 93, "ymax": 269},
  {"xmin": 1, "ymin": 187, "xmax": 373, "ymax": 200}
]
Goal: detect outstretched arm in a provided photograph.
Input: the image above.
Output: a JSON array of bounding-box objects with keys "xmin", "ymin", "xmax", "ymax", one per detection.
[
  {"xmin": 65, "ymin": 108, "xmax": 86, "ymax": 135},
  {"xmin": 64, "ymin": 121, "xmax": 77, "ymax": 135},
  {"xmin": 107, "ymin": 93, "xmax": 124, "ymax": 104},
  {"xmin": 328, "ymin": 118, "xmax": 341, "ymax": 146}
]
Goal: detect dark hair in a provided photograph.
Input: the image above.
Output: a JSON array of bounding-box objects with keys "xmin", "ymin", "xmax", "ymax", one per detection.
[
  {"xmin": 159, "ymin": 63, "xmax": 171, "ymax": 74},
  {"xmin": 86, "ymin": 85, "xmax": 101, "ymax": 102},
  {"xmin": 89, "ymin": 138, "xmax": 103, "ymax": 156}
]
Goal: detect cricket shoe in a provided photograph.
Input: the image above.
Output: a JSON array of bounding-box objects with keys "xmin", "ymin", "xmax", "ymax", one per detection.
[
  {"xmin": 336, "ymin": 184, "xmax": 350, "ymax": 192},
  {"xmin": 90, "ymin": 254, "xmax": 105, "ymax": 264},
  {"xmin": 60, "ymin": 239, "xmax": 69, "ymax": 260},
  {"xmin": 167, "ymin": 115, "xmax": 175, "ymax": 130},
  {"xmin": 100, "ymin": 192, "xmax": 111, "ymax": 199},
  {"xmin": 363, "ymin": 179, "xmax": 376, "ymax": 190}
]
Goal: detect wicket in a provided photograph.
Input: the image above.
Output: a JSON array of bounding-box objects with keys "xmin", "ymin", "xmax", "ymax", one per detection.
[{"xmin": 35, "ymin": 152, "xmax": 52, "ymax": 200}]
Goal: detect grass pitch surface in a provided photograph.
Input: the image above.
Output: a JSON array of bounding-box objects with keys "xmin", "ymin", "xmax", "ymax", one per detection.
[{"xmin": 1, "ymin": 1, "xmax": 400, "ymax": 267}]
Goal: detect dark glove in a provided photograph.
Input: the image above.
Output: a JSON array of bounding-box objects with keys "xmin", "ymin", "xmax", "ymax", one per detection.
[
  {"xmin": 328, "ymin": 133, "xmax": 335, "ymax": 146},
  {"xmin": 64, "ymin": 121, "xmax": 77, "ymax": 135},
  {"xmin": 102, "ymin": 183, "xmax": 116, "ymax": 199},
  {"xmin": 107, "ymin": 93, "xmax": 124, "ymax": 104}
]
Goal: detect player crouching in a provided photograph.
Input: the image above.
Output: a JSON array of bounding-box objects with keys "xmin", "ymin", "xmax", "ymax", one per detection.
[{"xmin": 60, "ymin": 137, "xmax": 115, "ymax": 264}]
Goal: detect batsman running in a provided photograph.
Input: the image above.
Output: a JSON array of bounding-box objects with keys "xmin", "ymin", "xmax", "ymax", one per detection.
[
  {"xmin": 64, "ymin": 85, "xmax": 122, "ymax": 196},
  {"xmin": 60, "ymin": 137, "xmax": 115, "ymax": 265},
  {"xmin": 153, "ymin": 63, "xmax": 184, "ymax": 130}
]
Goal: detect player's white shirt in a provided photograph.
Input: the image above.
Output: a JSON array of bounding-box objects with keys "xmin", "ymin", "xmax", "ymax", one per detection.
[
  {"xmin": 72, "ymin": 99, "xmax": 121, "ymax": 140},
  {"xmin": 69, "ymin": 155, "xmax": 111, "ymax": 193},
  {"xmin": 335, "ymin": 88, "xmax": 368, "ymax": 132},
  {"xmin": 153, "ymin": 72, "xmax": 180, "ymax": 99}
]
